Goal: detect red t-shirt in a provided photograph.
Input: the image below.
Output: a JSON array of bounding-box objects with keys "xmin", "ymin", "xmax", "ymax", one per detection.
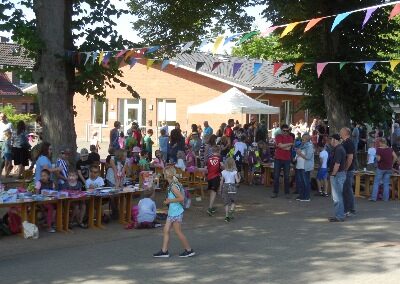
[
  {"xmin": 274, "ymin": 134, "xmax": 294, "ymax": 161},
  {"xmin": 377, "ymin": 147, "xmax": 393, "ymax": 170},
  {"xmin": 224, "ymin": 126, "xmax": 233, "ymax": 137},
  {"xmin": 207, "ymin": 155, "xmax": 222, "ymax": 180}
]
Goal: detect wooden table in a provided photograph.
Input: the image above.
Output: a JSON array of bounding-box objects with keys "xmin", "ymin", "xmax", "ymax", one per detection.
[
  {"xmin": 261, "ymin": 163, "xmax": 273, "ymax": 187},
  {"xmin": 62, "ymin": 196, "xmax": 95, "ymax": 232},
  {"xmin": 354, "ymin": 171, "xmax": 400, "ymax": 199},
  {"xmin": 30, "ymin": 198, "xmax": 64, "ymax": 232}
]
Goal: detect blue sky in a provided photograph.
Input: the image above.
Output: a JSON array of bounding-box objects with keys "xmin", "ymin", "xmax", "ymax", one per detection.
[{"xmin": 0, "ymin": 0, "xmax": 268, "ymax": 52}]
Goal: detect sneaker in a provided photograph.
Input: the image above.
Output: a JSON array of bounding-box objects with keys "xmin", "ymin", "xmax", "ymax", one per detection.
[
  {"xmin": 210, "ymin": 207, "xmax": 217, "ymax": 213},
  {"xmin": 295, "ymin": 196, "xmax": 302, "ymax": 201},
  {"xmin": 78, "ymin": 223, "xmax": 88, "ymax": 229},
  {"xmin": 319, "ymin": 191, "xmax": 324, "ymax": 196},
  {"xmin": 368, "ymin": 198, "xmax": 376, "ymax": 202},
  {"xmin": 270, "ymin": 193, "xmax": 278, "ymax": 198},
  {"xmin": 154, "ymin": 223, "xmax": 162, "ymax": 228},
  {"xmin": 323, "ymin": 193, "xmax": 329, "ymax": 197},
  {"xmin": 225, "ymin": 216, "xmax": 231, "ymax": 222},
  {"xmin": 179, "ymin": 249, "xmax": 196, "ymax": 258},
  {"xmin": 47, "ymin": 228, "xmax": 56, "ymax": 233},
  {"xmin": 206, "ymin": 208, "xmax": 214, "ymax": 216},
  {"xmin": 153, "ymin": 250, "xmax": 170, "ymax": 258},
  {"xmin": 345, "ymin": 211, "xmax": 356, "ymax": 217},
  {"xmin": 228, "ymin": 210, "xmax": 234, "ymax": 219},
  {"xmin": 328, "ymin": 217, "xmax": 344, "ymax": 222},
  {"xmin": 300, "ymin": 199, "xmax": 311, "ymax": 202}
]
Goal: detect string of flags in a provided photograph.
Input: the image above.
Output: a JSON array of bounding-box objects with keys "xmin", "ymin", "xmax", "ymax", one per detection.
[{"xmin": 65, "ymin": 0, "xmax": 400, "ymax": 62}]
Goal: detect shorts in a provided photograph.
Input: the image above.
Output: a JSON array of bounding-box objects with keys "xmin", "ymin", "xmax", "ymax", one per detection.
[
  {"xmin": 167, "ymin": 213, "xmax": 183, "ymax": 223},
  {"xmin": 316, "ymin": 168, "xmax": 328, "ymax": 180},
  {"xmin": 222, "ymin": 183, "xmax": 237, "ymax": 206},
  {"xmin": 208, "ymin": 176, "xmax": 220, "ymax": 191}
]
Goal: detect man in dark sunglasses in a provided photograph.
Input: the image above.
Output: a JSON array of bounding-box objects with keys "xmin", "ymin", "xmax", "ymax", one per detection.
[{"xmin": 271, "ymin": 124, "xmax": 294, "ymax": 199}]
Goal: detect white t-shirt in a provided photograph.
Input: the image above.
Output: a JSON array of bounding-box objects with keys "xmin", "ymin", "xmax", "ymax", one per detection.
[
  {"xmin": 234, "ymin": 142, "xmax": 247, "ymax": 156},
  {"xmin": 367, "ymin": 147, "xmax": 376, "ymax": 164},
  {"xmin": 85, "ymin": 176, "xmax": 105, "ymax": 189},
  {"xmin": 295, "ymin": 150, "xmax": 305, "ymax": 169},
  {"xmin": 0, "ymin": 121, "xmax": 12, "ymax": 141},
  {"xmin": 137, "ymin": 198, "xmax": 156, "ymax": 223},
  {"xmin": 319, "ymin": 150, "xmax": 328, "ymax": 169},
  {"xmin": 221, "ymin": 170, "xmax": 238, "ymax": 184}
]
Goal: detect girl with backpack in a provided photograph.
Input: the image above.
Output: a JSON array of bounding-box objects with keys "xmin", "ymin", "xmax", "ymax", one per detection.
[
  {"xmin": 153, "ymin": 166, "xmax": 195, "ymax": 258},
  {"xmin": 220, "ymin": 157, "xmax": 240, "ymax": 222}
]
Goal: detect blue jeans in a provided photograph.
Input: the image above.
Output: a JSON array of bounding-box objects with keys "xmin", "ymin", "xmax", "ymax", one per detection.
[
  {"xmin": 371, "ymin": 169, "xmax": 392, "ymax": 201},
  {"xmin": 330, "ymin": 172, "xmax": 346, "ymax": 220},
  {"xmin": 273, "ymin": 159, "xmax": 291, "ymax": 194},
  {"xmin": 295, "ymin": 169, "xmax": 305, "ymax": 196},
  {"xmin": 302, "ymin": 171, "xmax": 311, "ymax": 200},
  {"xmin": 343, "ymin": 171, "xmax": 355, "ymax": 213}
]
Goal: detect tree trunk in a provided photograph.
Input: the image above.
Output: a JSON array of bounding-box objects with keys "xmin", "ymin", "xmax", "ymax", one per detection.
[{"xmin": 33, "ymin": 0, "xmax": 77, "ymax": 162}]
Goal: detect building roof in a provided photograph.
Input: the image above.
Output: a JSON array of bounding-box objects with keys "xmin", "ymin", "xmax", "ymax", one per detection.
[
  {"xmin": 0, "ymin": 73, "xmax": 23, "ymax": 96},
  {"xmin": 0, "ymin": 42, "xmax": 34, "ymax": 68},
  {"xmin": 172, "ymin": 52, "xmax": 303, "ymax": 94}
]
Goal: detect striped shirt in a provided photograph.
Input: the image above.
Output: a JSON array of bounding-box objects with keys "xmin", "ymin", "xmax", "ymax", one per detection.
[{"xmin": 56, "ymin": 158, "xmax": 69, "ymax": 184}]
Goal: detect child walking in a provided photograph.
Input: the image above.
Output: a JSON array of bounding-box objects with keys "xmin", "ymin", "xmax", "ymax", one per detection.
[
  {"xmin": 206, "ymin": 146, "xmax": 222, "ymax": 216},
  {"xmin": 220, "ymin": 157, "xmax": 240, "ymax": 222},
  {"xmin": 316, "ymin": 146, "xmax": 329, "ymax": 197},
  {"xmin": 153, "ymin": 166, "xmax": 195, "ymax": 258}
]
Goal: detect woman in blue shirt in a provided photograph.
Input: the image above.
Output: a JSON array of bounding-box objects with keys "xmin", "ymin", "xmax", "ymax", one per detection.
[
  {"xmin": 34, "ymin": 142, "xmax": 60, "ymax": 182},
  {"xmin": 153, "ymin": 166, "xmax": 195, "ymax": 258}
]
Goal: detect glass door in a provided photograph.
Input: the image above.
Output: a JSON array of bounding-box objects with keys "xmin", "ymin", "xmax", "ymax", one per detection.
[{"xmin": 123, "ymin": 99, "xmax": 142, "ymax": 132}]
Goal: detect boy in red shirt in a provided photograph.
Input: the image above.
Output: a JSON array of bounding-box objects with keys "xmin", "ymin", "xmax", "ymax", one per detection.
[{"xmin": 206, "ymin": 146, "xmax": 222, "ymax": 216}]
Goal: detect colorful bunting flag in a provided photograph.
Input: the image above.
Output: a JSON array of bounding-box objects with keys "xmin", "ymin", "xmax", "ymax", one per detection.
[
  {"xmin": 261, "ymin": 26, "xmax": 278, "ymax": 37},
  {"xmin": 91, "ymin": 52, "xmax": 98, "ymax": 64},
  {"xmin": 129, "ymin": 58, "xmax": 137, "ymax": 69},
  {"xmin": 124, "ymin": 50, "xmax": 135, "ymax": 60},
  {"xmin": 198, "ymin": 39, "xmax": 209, "ymax": 50},
  {"xmin": 331, "ymin": 12, "xmax": 352, "ymax": 32},
  {"xmin": 362, "ymin": 7, "xmax": 378, "ymax": 28},
  {"xmin": 180, "ymin": 41, "xmax": 194, "ymax": 54},
  {"xmin": 280, "ymin": 22, "xmax": 299, "ymax": 38},
  {"xmin": 382, "ymin": 84, "xmax": 388, "ymax": 91},
  {"xmin": 389, "ymin": 3, "xmax": 400, "ymax": 20},
  {"xmin": 304, "ymin": 18, "xmax": 324, "ymax": 33},
  {"xmin": 317, "ymin": 63, "xmax": 329, "ymax": 78},
  {"xmin": 253, "ymin": 62, "xmax": 262, "ymax": 76},
  {"xmin": 390, "ymin": 59, "xmax": 400, "ymax": 71},
  {"xmin": 233, "ymin": 63, "xmax": 243, "ymax": 77},
  {"xmin": 98, "ymin": 51, "xmax": 104, "ymax": 65},
  {"xmin": 223, "ymin": 33, "xmax": 241, "ymax": 45},
  {"xmin": 339, "ymin": 62, "xmax": 348, "ymax": 70},
  {"xmin": 211, "ymin": 62, "xmax": 222, "ymax": 71},
  {"xmin": 365, "ymin": 61, "xmax": 376, "ymax": 74},
  {"xmin": 195, "ymin": 61, "xmax": 205, "ymax": 71},
  {"xmin": 161, "ymin": 58, "xmax": 170, "ymax": 70},
  {"xmin": 273, "ymin": 62, "xmax": 284, "ymax": 76},
  {"xmin": 367, "ymin": 84, "xmax": 372, "ymax": 92},
  {"xmin": 237, "ymin": 31, "xmax": 259, "ymax": 45},
  {"xmin": 374, "ymin": 84, "xmax": 380, "ymax": 92},
  {"xmin": 146, "ymin": 59, "xmax": 155, "ymax": 70},
  {"xmin": 115, "ymin": 50, "xmax": 127, "ymax": 58},
  {"xmin": 102, "ymin": 52, "xmax": 112, "ymax": 65},
  {"xmin": 294, "ymin": 63, "xmax": 304, "ymax": 75},
  {"xmin": 145, "ymin": 46, "xmax": 160, "ymax": 54},
  {"xmin": 84, "ymin": 52, "xmax": 91, "ymax": 65},
  {"xmin": 212, "ymin": 36, "xmax": 224, "ymax": 54}
]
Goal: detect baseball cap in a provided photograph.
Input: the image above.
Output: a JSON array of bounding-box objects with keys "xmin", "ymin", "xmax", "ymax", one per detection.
[
  {"xmin": 329, "ymin": 134, "xmax": 341, "ymax": 141},
  {"xmin": 80, "ymin": 148, "xmax": 89, "ymax": 156}
]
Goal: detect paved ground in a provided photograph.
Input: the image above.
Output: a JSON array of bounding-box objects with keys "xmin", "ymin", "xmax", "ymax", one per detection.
[{"xmin": 1, "ymin": 185, "xmax": 400, "ymax": 284}]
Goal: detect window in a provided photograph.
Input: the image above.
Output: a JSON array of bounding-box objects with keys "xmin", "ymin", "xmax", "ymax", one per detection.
[
  {"xmin": 258, "ymin": 99, "xmax": 270, "ymax": 129},
  {"xmin": 21, "ymin": 103, "xmax": 28, "ymax": 114},
  {"xmin": 280, "ymin": 100, "xmax": 293, "ymax": 125},
  {"xmin": 92, "ymin": 99, "xmax": 108, "ymax": 125},
  {"xmin": 157, "ymin": 99, "xmax": 176, "ymax": 126},
  {"xmin": 29, "ymin": 103, "xmax": 36, "ymax": 113}
]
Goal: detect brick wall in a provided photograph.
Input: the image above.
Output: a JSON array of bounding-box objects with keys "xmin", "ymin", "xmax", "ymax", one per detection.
[{"xmin": 74, "ymin": 61, "xmax": 307, "ymax": 140}]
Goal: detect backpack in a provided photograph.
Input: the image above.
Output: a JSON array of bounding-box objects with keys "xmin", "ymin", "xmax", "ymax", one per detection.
[
  {"xmin": 168, "ymin": 181, "xmax": 191, "ymax": 209},
  {"xmin": 3, "ymin": 208, "xmax": 22, "ymax": 234}
]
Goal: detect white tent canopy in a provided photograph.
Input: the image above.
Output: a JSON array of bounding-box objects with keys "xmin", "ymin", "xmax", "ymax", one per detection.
[{"xmin": 187, "ymin": 87, "xmax": 280, "ymax": 115}]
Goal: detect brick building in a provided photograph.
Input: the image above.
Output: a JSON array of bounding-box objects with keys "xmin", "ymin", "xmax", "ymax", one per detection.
[
  {"xmin": 0, "ymin": 40, "xmax": 35, "ymax": 113},
  {"xmin": 73, "ymin": 52, "xmax": 308, "ymax": 141}
]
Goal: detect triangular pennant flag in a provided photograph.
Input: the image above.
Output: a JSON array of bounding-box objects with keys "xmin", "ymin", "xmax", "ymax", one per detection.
[
  {"xmin": 115, "ymin": 49, "xmax": 127, "ymax": 58},
  {"xmin": 362, "ymin": 7, "xmax": 378, "ymax": 28},
  {"xmin": 146, "ymin": 59, "xmax": 155, "ymax": 70},
  {"xmin": 98, "ymin": 51, "xmax": 104, "ymax": 65},
  {"xmin": 317, "ymin": 63, "xmax": 329, "ymax": 78},
  {"xmin": 124, "ymin": 50, "xmax": 135, "ymax": 60},
  {"xmin": 294, "ymin": 62, "xmax": 304, "ymax": 75},
  {"xmin": 261, "ymin": 26, "xmax": 278, "ymax": 37},
  {"xmin": 339, "ymin": 62, "xmax": 348, "ymax": 70},
  {"xmin": 280, "ymin": 22, "xmax": 299, "ymax": 38},
  {"xmin": 195, "ymin": 61, "xmax": 205, "ymax": 71},
  {"xmin": 211, "ymin": 62, "xmax": 222, "ymax": 71},
  {"xmin": 253, "ymin": 62, "xmax": 262, "ymax": 76},
  {"xmin": 84, "ymin": 52, "xmax": 91, "ymax": 65},
  {"xmin": 198, "ymin": 39, "xmax": 208, "ymax": 50},
  {"xmin": 367, "ymin": 84, "xmax": 372, "ymax": 92},
  {"xmin": 129, "ymin": 58, "xmax": 137, "ymax": 69},
  {"xmin": 273, "ymin": 62, "xmax": 284, "ymax": 76},
  {"xmin": 304, "ymin": 18, "xmax": 324, "ymax": 33},
  {"xmin": 91, "ymin": 51, "xmax": 98, "ymax": 64},
  {"xmin": 389, "ymin": 3, "xmax": 400, "ymax": 20},
  {"xmin": 180, "ymin": 41, "xmax": 194, "ymax": 53},
  {"xmin": 331, "ymin": 12, "xmax": 352, "ymax": 32},
  {"xmin": 375, "ymin": 84, "xmax": 380, "ymax": 92},
  {"xmin": 212, "ymin": 36, "xmax": 224, "ymax": 54},
  {"xmin": 382, "ymin": 84, "xmax": 388, "ymax": 91},
  {"xmin": 237, "ymin": 31, "xmax": 259, "ymax": 45},
  {"xmin": 161, "ymin": 58, "xmax": 170, "ymax": 70},
  {"xmin": 102, "ymin": 52, "xmax": 112, "ymax": 65},
  {"xmin": 223, "ymin": 33, "xmax": 241, "ymax": 45},
  {"xmin": 365, "ymin": 61, "xmax": 376, "ymax": 74},
  {"xmin": 145, "ymin": 46, "xmax": 160, "ymax": 54},
  {"xmin": 233, "ymin": 63, "xmax": 243, "ymax": 77},
  {"xmin": 390, "ymin": 60, "xmax": 400, "ymax": 71}
]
